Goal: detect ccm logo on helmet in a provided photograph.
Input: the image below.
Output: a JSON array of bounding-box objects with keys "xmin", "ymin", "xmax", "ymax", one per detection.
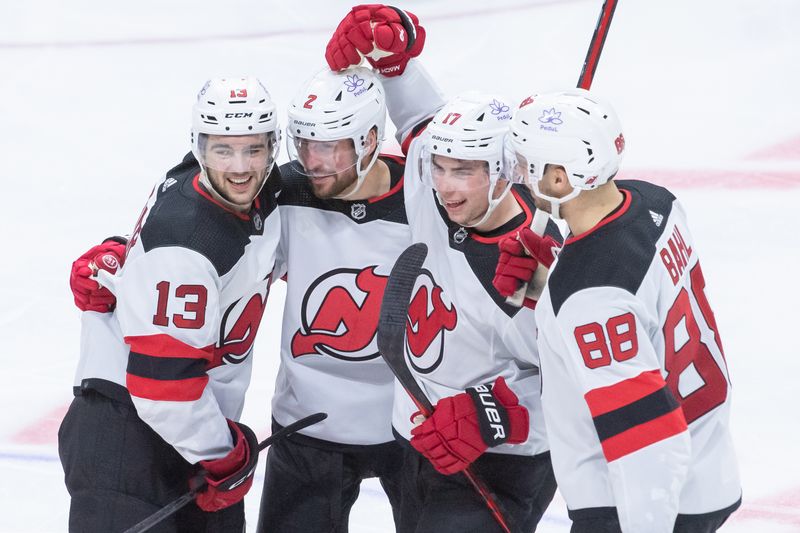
[{"xmin": 224, "ymin": 112, "xmax": 253, "ymax": 118}]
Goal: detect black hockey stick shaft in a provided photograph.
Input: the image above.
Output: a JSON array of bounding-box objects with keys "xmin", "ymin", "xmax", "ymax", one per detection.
[
  {"xmin": 377, "ymin": 243, "xmax": 514, "ymax": 533},
  {"xmin": 577, "ymin": 0, "xmax": 619, "ymax": 90},
  {"xmin": 123, "ymin": 412, "xmax": 327, "ymax": 533}
]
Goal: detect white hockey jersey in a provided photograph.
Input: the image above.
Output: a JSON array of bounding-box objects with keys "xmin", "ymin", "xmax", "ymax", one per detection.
[
  {"xmin": 74, "ymin": 153, "xmax": 281, "ymax": 464},
  {"xmin": 270, "ymin": 156, "xmax": 412, "ymax": 445},
  {"xmin": 383, "ymin": 60, "xmax": 554, "ymax": 456},
  {"xmin": 535, "ymin": 180, "xmax": 741, "ymax": 531},
  {"xmin": 392, "ymin": 151, "xmax": 555, "ymax": 457}
]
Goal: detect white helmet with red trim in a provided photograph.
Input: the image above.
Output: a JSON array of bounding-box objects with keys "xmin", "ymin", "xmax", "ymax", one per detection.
[
  {"xmin": 190, "ymin": 77, "xmax": 280, "ymax": 205},
  {"xmin": 509, "ymin": 88, "xmax": 625, "ymax": 218},
  {"xmin": 421, "ymin": 91, "xmax": 514, "ymax": 227},
  {"xmin": 286, "ymin": 67, "xmax": 386, "ymax": 198}
]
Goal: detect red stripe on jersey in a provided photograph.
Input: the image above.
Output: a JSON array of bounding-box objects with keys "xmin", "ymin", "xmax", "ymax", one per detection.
[
  {"xmin": 369, "ymin": 175, "xmax": 404, "ymax": 204},
  {"xmin": 127, "ymin": 373, "xmax": 209, "ymax": 402},
  {"xmin": 566, "ymin": 189, "xmax": 631, "ymax": 245},
  {"xmin": 600, "ymin": 408, "xmax": 688, "ymax": 462},
  {"xmin": 125, "ymin": 334, "xmax": 214, "ymax": 360},
  {"xmin": 585, "ymin": 369, "xmax": 666, "ymax": 417}
]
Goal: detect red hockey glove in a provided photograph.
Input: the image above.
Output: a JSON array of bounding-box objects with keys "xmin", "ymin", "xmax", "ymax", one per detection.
[
  {"xmin": 493, "ymin": 229, "xmax": 560, "ymax": 301},
  {"xmin": 410, "ymin": 377, "xmax": 529, "ymax": 475},
  {"xmin": 192, "ymin": 420, "xmax": 259, "ymax": 513},
  {"xmin": 69, "ymin": 238, "xmax": 127, "ymax": 312},
  {"xmin": 325, "ymin": 4, "xmax": 426, "ymax": 77}
]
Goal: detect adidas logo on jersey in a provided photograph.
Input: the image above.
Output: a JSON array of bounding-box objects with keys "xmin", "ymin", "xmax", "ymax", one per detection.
[
  {"xmin": 162, "ymin": 177, "xmax": 177, "ymax": 192},
  {"xmin": 650, "ymin": 210, "xmax": 664, "ymax": 227}
]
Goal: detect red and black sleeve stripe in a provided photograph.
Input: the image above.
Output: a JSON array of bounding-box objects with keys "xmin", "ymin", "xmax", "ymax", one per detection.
[
  {"xmin": 585, "ymin": 369, "xmax": 688, "ymax": 462},
  {"xmin": 124, "ymin": 334, "xmax": 214, "ymax": 402}
]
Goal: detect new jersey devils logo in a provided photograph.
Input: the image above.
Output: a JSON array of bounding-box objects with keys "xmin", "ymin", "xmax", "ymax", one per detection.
[
  {"xmin": 210, "ymin": 275, "xmax": 271, "ymax": 367},
  {"xmin": 291, "ymin": 266, "xmax": 388, "ymax": 361},
  {"xmin": 405, "ymin": 270, "xmax": 457, "ymax": 374}
]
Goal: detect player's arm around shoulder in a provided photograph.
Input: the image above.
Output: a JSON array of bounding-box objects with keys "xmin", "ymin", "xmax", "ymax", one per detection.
[{"xmin": 548, "ymin": 287, "xmax": 692, "ymax": 533}]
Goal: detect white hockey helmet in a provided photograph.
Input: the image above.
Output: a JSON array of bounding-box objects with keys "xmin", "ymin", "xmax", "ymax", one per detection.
[
  {"xmin": 509, "ymin": 88, "xmax": 625, "ymax": 218},
  {"xmin": 286, "ymin": 67, "xmax": 386, "ymax": 198},
  {"xmin": 190, "ymin": 77, "xmax": 280, "ymax": 200},
  {"xmin": 421, "ymin": 91, "xmax": 514, "ymax": 227}
]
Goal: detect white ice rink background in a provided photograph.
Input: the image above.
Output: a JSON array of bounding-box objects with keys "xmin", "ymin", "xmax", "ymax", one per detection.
[{"xmin": 1, "ymin": 0, "xmax": 799, "ymax": 531}]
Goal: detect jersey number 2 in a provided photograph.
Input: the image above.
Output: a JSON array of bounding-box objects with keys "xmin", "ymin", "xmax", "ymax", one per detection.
[{"xmin": 153, "ymin": 281, "xmax": 207, "ymax": 329}]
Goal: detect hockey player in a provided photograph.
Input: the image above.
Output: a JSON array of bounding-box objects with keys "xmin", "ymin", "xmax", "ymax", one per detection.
[
  {"xmin": 495, "ymin": 89, "xmax": 742, "ymax": 532},
  {"xmin": 60, "ymin": 77, "xmax": 282, "ymax": 531},
  {"xmin": 326, "ymin": 8, "xmax": 559, "ymax": 531},
  {"xmin": 256, "ymin": 65, "xmax": 416, "ymax": 532}
]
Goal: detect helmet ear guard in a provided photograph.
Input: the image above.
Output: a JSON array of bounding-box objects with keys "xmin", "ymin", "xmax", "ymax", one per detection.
[
  {"xmin": 286, "ymin": 67, "xmax": 387, "ymax": 198},
  {"xmin": 509, "ymin": 88, "xmax": 625, "ymax": 218}
]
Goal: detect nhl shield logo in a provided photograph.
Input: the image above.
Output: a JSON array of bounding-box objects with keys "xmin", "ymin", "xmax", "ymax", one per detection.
[
  {"xmin": 253, "ymin": 212, "xmax": 263, "ymax": 231},
  {"xmin": 453, "ymin": 227, "xmax": 468, "ymax": 244},
  {"xmin": 351, "ymin": 203, "xmax": 367, "ymax": 220}
]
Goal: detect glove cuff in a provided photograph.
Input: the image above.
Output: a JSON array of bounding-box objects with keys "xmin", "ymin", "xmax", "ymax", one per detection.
[
  {"xmin": 466, "ymin": 378, "xmax": 529, "ymax": 447},
  {"xmin": 466, "ymin": 383, "xmax": 513, "ymax": 447},
  {"xmin": 199, "ymin": 420, "xmax": 257, "ymax": 484},
  {"xmin": 102, "ymin": 235, "xmax": 129, "ymax": 246}
]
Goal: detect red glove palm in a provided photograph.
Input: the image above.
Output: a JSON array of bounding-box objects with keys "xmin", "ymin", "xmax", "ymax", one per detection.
[
  {"xmin": 325, "ymin": 4, "xmax": 426, "ymax": 77},
  {"xmin": 69, "ymin": 239, "xmax": 126, "ymax": 312},
  {"xmin": 493, "ymin": 228, "xmax": 560, "ymax": 303},
  {"xmin": 193, "ymin": 420, "xmax": 259, "ymax": 513},
  {"xmin": 410, "ymin": 377, "xmax": 529, "ymax": 475}
]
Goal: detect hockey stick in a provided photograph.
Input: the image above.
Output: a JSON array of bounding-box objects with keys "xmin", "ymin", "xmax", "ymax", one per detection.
[
  {"xmin": 506, "ymin": 0, "xmax": 619, "ymax": 307},
  {"xmin": 123, "ymin": 412, "xmax": 328, "ymax": 533},
  {"xmin": 578, "ymin": 0, "xmax": 619, "ymax": 90},
  {"xmin": 377, "ymin": 243, "xmax": 515, "ymax": 533}
]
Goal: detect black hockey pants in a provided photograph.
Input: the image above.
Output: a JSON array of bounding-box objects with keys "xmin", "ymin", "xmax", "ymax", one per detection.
[
  {"xmin": 396, "ymin": 437, "xmax": 557, "ymax": 533},
  {"xmin": 58, "ymin": 385, "xmax": 245, "ymax": 533},
  {"xmin": 256, "ymin": 419, "xmax": 404, "ymax": 532}
]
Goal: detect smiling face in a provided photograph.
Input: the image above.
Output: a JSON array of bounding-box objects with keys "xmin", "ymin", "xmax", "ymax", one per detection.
[
  {"xmin": 201, "ymin": 133, "xmax": 273, "ymax": 210},
  {"xmin": 429, "ymin": 155, "xmax": 493, "ymax": 227}
]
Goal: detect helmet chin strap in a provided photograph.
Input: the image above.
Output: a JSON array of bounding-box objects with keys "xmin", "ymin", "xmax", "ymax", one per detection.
[
  {"xmin": 532, "ymin": 181, "xmax": 581, "ymax": 221},
  {"xmin": 334, "ymin": 143, "xmax": 381, "ymax": 200},
  {"xmin": 465, "ymin": 181, "xmax": 513, "ymax": 229}
]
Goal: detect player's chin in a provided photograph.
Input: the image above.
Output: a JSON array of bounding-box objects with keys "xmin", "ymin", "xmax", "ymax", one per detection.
[{"xmin": 309, "ymin": 177, "xmax": 335, "ymax": 197}]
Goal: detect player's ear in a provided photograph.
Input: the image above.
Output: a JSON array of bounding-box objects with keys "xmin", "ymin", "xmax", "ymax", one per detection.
[
  {"xmin": 365, "ymin": 126, "xmax": 378, "ymax": 156},
  {"xmin": 551, "ymin": 165, "xmax": 571, "ymax": 194}
]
